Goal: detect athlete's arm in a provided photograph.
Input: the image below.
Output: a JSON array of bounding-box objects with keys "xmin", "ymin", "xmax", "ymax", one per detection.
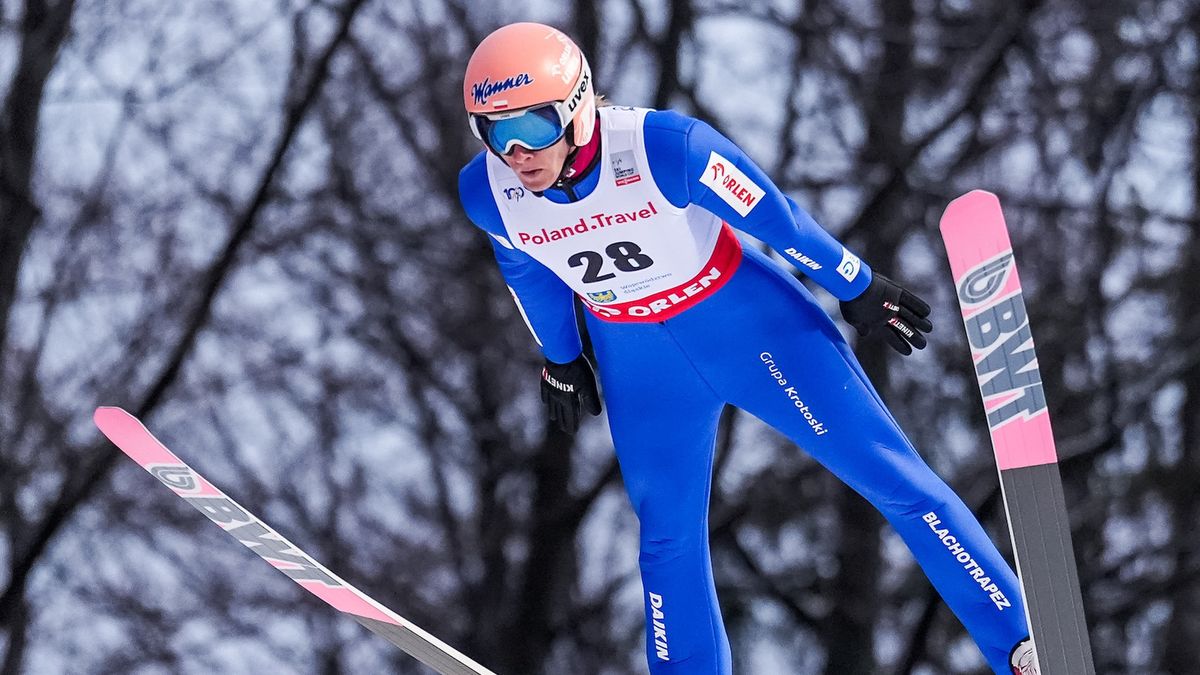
[
  {"xmin": 459, "ymin": 155, "xmax": 583, "ymax": 364},
  {"xmin": 642, "ymin": 110, "xmax": 871, "ymax": 301}
]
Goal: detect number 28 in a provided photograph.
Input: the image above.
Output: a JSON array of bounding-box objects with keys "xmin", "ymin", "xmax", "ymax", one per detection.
[{"xmin": 568, "ymin": 241, "xmax": 655, "ymax": 283}]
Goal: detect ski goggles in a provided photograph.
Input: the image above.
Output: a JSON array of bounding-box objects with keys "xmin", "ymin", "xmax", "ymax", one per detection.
[{"xmin": 469, "ymin": 101, "xmax": 571, "ymax": 155}]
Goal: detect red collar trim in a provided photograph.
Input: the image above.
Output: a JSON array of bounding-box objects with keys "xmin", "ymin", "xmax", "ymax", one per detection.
[{"xmin": 562, "ymin": 116, "xmax": 602, "ymax": 179}]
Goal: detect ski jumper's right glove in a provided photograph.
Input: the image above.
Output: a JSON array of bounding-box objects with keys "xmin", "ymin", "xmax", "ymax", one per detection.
[
  {"xmin": 540, "ymin": 355, "xmax": 602, "ymax": 434},
  {"xmin": 840, "ymin": 273, "xmax": 933, "ymax": 355}
]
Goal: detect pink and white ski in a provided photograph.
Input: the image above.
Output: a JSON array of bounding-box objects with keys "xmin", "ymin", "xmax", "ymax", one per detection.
[
  {"xmin": 940, "ymin": 190, "xmax": 1094, "ymax": 675},
  {"xmin": 93, "ymin": 406, "xmax": 495, "ymax": 675}
]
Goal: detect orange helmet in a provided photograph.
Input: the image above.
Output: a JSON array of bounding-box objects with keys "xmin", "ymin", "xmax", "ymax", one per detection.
[{"xmin": 464, "ymin": 23, "xmax": 596, "ymax": 154}]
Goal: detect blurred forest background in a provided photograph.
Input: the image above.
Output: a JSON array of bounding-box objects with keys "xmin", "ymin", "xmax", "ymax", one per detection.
[{"xmin": 1, "ymin": 0, "xmax": 1198, "ymax": 673}]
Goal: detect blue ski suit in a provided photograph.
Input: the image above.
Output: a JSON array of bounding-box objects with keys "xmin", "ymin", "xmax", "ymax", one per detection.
[{"xmin": 458, "ymin": 106, "xmax": 1028, "ymax": 674}]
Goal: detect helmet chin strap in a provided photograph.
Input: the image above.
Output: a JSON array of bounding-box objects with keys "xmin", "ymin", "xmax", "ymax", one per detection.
[
  {"xmin": 553, "ymin": 116, "xmax": 602, "ymax": 188},
  {"xmin": 553, "ymin": 121, "xmax": 580, "ymax": 182}
]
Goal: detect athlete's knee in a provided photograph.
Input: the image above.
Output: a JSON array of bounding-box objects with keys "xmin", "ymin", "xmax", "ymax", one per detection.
[{"xmin": 639, "ymin": 530, "xmax": 704, "ymax": 566}]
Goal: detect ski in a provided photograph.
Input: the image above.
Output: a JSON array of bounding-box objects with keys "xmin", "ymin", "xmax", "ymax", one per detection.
[
  {"xmin": 93, "ymin": 406, "xmax": 496, "ymax": 675},
  {"xmin": 939, "ymin": 191, "xmax": 1095, "ymax": 674}
]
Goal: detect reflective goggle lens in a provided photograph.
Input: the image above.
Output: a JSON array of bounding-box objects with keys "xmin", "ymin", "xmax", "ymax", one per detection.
[{"xmin": 476, "ymin": 105, "xmax": 565, "ymax": 155}]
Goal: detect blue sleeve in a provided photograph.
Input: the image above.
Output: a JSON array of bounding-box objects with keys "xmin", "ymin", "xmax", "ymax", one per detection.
[
  {"xmin": 458, "ymin": 153, "xmax": 583, "ymax": 364},
  {"xmin": 642, "ymin": 110, "xmax": 873, "ymax": 301}
]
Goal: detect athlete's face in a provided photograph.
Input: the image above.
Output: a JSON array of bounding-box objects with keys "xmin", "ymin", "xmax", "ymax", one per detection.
[{"xmin": 502, "ymin": 139, "xmax": 570, "ymax": 191}]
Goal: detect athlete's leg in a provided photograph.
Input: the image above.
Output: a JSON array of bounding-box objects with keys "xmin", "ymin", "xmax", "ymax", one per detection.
[
  {"xmin": 586, "ymin": 315, "xmax": 732, "ymax": 675},
  {"xmin": 669, "ymin": 250, "xmax": 1028, "ymax": 674}
]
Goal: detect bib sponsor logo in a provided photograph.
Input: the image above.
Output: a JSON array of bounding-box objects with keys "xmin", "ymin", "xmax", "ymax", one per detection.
[
  {"xmin": 583, "ymin": 266, "xmax": 723, "ymax": 318},
  {"xmin": 587, "ymin": 290, "xmax": 617, "ymax": 303},
  {"xmin": 516, "ymin": 200, "xmax": 659, "ymax": 246},
  {"xmin": 625, "ymin": 267, "xmax": 719, "ymax": 316},
  {"xmin": 698, "ymin": 151, "xmax": 764, "ymax": 217},
  {"xmin": 923, "ymin": 512, "xmax": 1013, "ymax": 611},
  {"xmin": 503, "ymin": 186, "xmax": 525, "ymax": 202},
  {"xmin": 471, "ymin": 73, "xmax": 534, "ymax": 107},
  {"xmin": 837, "ymin": 247, "xmax": 861, "ymax": 282},
  {"xmin": 612, "ymin": 150, "xmax": 642, "ymax": 186}
]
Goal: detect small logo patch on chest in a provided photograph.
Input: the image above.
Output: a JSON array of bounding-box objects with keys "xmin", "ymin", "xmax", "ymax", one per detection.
[{"xmin": 612, "ymin": 150, "xmax": 642, "ymax": 186}]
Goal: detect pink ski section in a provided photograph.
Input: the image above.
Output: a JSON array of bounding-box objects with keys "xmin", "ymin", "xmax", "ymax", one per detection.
[
  {"xmin": 940, "ymin": 191, "xmax": 1059, "ymax": 470},
  {"xmin": 92, "ymin": 406, "xmax": 403, "ymax": 626}
]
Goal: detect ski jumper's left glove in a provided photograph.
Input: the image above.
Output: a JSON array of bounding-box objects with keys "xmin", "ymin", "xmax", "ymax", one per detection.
[
  {"xmin": 840, "ymin": 273, "xmax": 933, "ymax": 355},
  {"xmin": 540, "ymin": 355, "xmax": 602, "ymax": 434}
]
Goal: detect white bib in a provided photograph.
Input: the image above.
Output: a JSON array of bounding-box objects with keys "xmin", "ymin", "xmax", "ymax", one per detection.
[{"xmin": 485, "ymin": 107, "xmax": 740, "ymax": 322}]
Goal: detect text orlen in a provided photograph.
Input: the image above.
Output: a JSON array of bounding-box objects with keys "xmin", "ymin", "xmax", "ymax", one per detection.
[
  {"xmin": 760, "ymin": 352, "xmax": 828, "ymax": 435},
  {"xmin": 589, "ymin": 267, "xmax": 723, "ymax": 318},
  {"xmin": 922, "ymin": 511, "xmax": 1012, "ymax": 611},
  {"xmin": 517, "ymin": 200, "xmax": 659, "ymax": 246},
  {"xmin": 649, "ymin": 592, "xmax": 669, "ymax": 661},
  {"xmin": 699, "ymin": 151, "xmax": 765, "ymax": 217},
  {"xmin": 714, "ymin": 167, "xmax": 758, "ymax": 210}
]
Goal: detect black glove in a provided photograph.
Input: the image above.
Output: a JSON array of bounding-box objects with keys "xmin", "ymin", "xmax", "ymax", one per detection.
[
  {"xmin": 839, "ymin": 273, "xmax": 933, "ymax": 355},
  {"xmin": 540, "ymin": 355, "xmax": 602, "ymax": 433}
]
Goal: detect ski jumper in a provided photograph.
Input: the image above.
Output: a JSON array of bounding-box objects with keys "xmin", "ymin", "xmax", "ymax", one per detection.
[{"xmin": 458, "ymin": 106, "xmax": 1029, "ymax": 674}]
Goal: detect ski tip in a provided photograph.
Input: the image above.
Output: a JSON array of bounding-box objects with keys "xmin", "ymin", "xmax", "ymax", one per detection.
[
  {"xmin": 94, "ymin": 405, "xmax": 127, "ymax": 419},
  {"xmin": 952, "ymin": 188, "xmax": 997, "ymax": 201},
  {"xmin": 939, "ymin": 189, "xmax": 1002, "ymax": 234},
  {"xmin": 93, "ymin": 406, "xmax": 135, "ymax": 432}
]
